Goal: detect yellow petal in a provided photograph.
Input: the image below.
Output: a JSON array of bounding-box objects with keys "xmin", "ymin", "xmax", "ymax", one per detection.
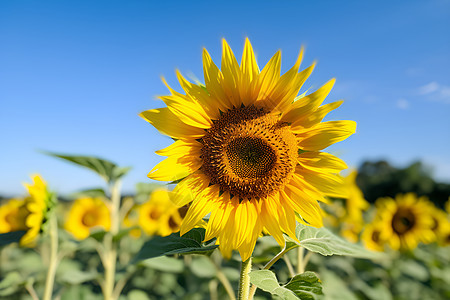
[
  {"xmin": 257, "ymin": 51, "xmax": 281, "ymax": 102},
  {"xmin": 159, "ymin": 94, "xmax": 212, "ymax": 129},
  {"xmin": 283, "ymin": 78, "xmax": 335, "ymax": 124},
  {"xmin": 260, "ymin": 199, "xmax": 285, "ymax": 245},
  {"xmin": 297, "ymin": 120, "xmax": 356, "ymax": 151},
  {"xmin": 148, "ymin": 155, "xmax": 201, "ymax": 182},
  {"xmin": 298, "ymin": 168, "xmax": 347, "ymax": 198},
  {"xmin": 180, "ymin": 185, "xmax": 219, "ymax": 235},
  {"xmin": 298, "ymin": 151, "xmax": 347, "ymax": 173},
  {"xmin": 204, "ymin": 193, "xmax": 232, "ymax": 241},
  {"xmin": 292, "ymin": 100, "xmax": 343, "ymax": 129},
  {"xmin": 282, "ymin": 187, "xmax": 323, "ymax": 227},
  {"xmin": 172, "ymin": 172, "xmax": 210, "ymax": 207},
  {"xmin": 176, "ymin": 70, "xmax": 220, "ymax": 120},
  {"xmin": 203, "ymin": 48, "xmax": 232, "ymax": 111},
  {"xmin": 221, "ymin": 39, "xmax": 241, "ymax": 108},
  {"xmin": 140, "ymin": 108, "xmax": 205, "ymax": 139},
  {"xmin": 155, "ymin": 140, "xmax": 202, "ymax": 157}
]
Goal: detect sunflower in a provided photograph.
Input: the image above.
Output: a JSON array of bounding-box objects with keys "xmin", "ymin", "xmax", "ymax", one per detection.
[
  {"xmin": 340, "ymin": 170, "xmax": 369, "ymax": 242},
  {"xmin": 20, "ymin": 175, "xmax": 52, "ymax": 247},
  {"xmin": 137, "ymin": 188, "xmax": 187, "ymax": 237},
  {"xmin": 0, "ymin": 198, "xmax": 28, "ymax": 233},
  {"xmin": 64, "ymin": 197, "xmax": 111, "ymax": 240},
  {"xmin": 375, "ymin": 193, "xmax": 435, "ymax": 251},
  {"xmin": 361, "ymin": 222, "xmax": 385, "ymax": 252},
  {"xmin": 140, "ymin": 38, "xmax": 356, "ymax": 260}
]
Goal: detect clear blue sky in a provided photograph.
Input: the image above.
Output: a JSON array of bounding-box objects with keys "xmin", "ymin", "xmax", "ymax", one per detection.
[{"xmin": 1, "ymin": 0, "xmax": 449, "ymax": 196}]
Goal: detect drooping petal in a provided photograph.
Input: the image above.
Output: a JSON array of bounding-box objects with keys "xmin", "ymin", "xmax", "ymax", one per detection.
[
  {"xmin": 180, "ymin": 185, "xmax": 219, "ymax": 235},
  {"xmin": 204, "ymin": 192, "xmax": 232, "ymax": 241},
  {"xmin": 297, "ymin": 167, "xmax": 348, "ymax": 198},
  {"xmin": 172, "ymin": 172, "xmax": 210, "ymax": 207}
]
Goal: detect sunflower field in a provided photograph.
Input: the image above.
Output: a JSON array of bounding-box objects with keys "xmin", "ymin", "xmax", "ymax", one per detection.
[{"xmin": 1, "ymin": 40, "xmax": 449, "ymax": 300}]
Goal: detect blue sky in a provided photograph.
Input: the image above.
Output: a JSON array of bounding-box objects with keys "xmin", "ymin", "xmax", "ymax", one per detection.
[{"xmin": 1, "ymin": 0, "xmax": 449, "ymax": 196}]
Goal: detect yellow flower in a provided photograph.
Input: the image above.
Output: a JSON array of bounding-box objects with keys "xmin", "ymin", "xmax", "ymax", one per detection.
[
  {"xmin": 361, "ymin": 222, "xmax": 385, "ymax": 252},
  {"xmin": 21, "ymin": 175, "xmax": 52, "ymax": 247},
  {"xmin": 375, "ymin": 193, "xmax": 435, "ymax": 251},
  {"xmin": 64, "ymin": 197, "xmax": 111, "ymax": 240},
  {"xmin": 339, "ymin": 170, "xmax": 370, "ymax": 242},
  {"xmin": 122, "ymin": 197, "xmax": 142, "ymax": 238},
  {"xmin": 138, "ymin": 189, "xmax": 186, "ymax": 237},
  {"xmin": 141, "ymin": 38, "xmax": 356, "ymax": 260},
  {"xmin": 0, "ymin": 198, "xmax": 28, "ymax": 233}
]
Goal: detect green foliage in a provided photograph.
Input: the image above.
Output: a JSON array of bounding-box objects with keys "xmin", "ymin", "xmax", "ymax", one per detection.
[
  {"xmin": 43, "ymin": 152, "xmax": 131, "ymax": 184},
  {"xmin": 132, "ymin": 228, "xmax": 218, "ymax": 262},
  {"xmin": 68, "ymin": 188, "xmax": 107, "ymax": 199},
  {"xmin": 290, "ymin": 223, "xmax": 382, "ymax": 259},
  {"xmin": 250, "ymin": 270, "xmax": 323, "ymax": 300}
]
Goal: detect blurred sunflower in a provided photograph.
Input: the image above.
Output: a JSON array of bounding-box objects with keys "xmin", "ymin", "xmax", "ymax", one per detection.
[
  {"xmin": 138, "ymin": 188, "xmax": 187, "ymax": 237},
  {"xmin": 21, "ymin": 175, "xmax": 53, "ymax": 247},
  {"xmin": 64, "ymin": 197, "xmax": 111, "ymax": 240},
  {"xmin": 0, "ymin": 199, "xmax": 28, "ymax": 233},
  {"xmin": 340, "ymin": 170, "xmax": 370, "ymax": 242},
  {"xmin": 361, "ymin": 222, "xmax": 385, "ymax": 252},
  {"xmin": 375, "ymin": 193, "xmax": 435, "ymax": 251},
  {"xmin": 141, "ymin": 38, "xmax": 355, "ymax": 260}
]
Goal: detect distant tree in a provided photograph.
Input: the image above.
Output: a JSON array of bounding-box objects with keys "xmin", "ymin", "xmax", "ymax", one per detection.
[{"xmin": 356, "ymin": 160, "xmax": 450, "ymax": 209}]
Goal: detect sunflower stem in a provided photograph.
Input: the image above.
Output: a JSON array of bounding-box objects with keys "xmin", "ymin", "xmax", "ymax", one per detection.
[
  {"xmin": 297, "ymin": 246, "xmax": 305, "ymax": 274},
  {"xmin": 238, "ymin": 257, "xmax": 252, "ymax": 300},
  {"xmin": 43, "ymin": 214, "xmax": 58, "ymax": 300},
  {"xmin": 103, "ymin": 180, "xmax": 121, "ymax": 300}
]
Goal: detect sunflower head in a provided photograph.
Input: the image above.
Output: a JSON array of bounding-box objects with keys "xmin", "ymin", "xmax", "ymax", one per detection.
[
  {"xmin": 138, "ymin": 188, "xmax": 187, "ymax": 237},
  {"xmin": 64, "ymin": 197, "xmax": 111, "ymax": 240},
  {"xmin": 375, "ymin": 193, "xmax": 435, "ymax": 251},
  {"xmin": 20, "ymin": 175, "xmax": 53, "ymax": 247},
  {"xmin": 0, "ymin": 199, "xmax": 29, "ymax": 233},
  {"xmin": 362, "ymin": 222, "xmax": 385, "ymax": 252},
  {"xmin": 141, "ymin": 38, "xmax": 355, "ymax": 260}
]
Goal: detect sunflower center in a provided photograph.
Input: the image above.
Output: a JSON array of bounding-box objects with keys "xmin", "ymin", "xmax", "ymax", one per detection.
[
  {"xmin": 392, "ymin": 209, "xmax": 416, "ymax": 235},
  {"xmin": 82, "ymin": 210, "xmax": 99, "ymax": 227},
  {"xmin": 201, "ymin": 105, "xmax": 298, "ymax": 200}
]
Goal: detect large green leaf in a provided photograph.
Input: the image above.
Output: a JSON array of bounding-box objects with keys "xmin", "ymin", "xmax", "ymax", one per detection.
[
  {"xmin": 289, "ymin": 223, "xmax": 383, "ymax": 259},
  {"xmin": 249, "ymin": 270, "xmax": 323, "ymax": 300},
  {"xmin": 0, "ymin": 231, "xmax": 26, "ymax": 247},
  {"xmin": 132, "ymin": 228, "xmax": 218, "ymax": 263},
  {"xmin": 285, "ymin": 272, "xmax": 324, "ymax": 300},
  {"xmin": 43, "ymin": 152, "xmax": 131, "ymax": 183}
]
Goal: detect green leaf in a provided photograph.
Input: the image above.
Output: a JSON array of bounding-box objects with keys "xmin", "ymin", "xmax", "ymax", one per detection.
[
  {"xmin": 43, "ymin": 151, "xmax": 130, "ymax": 183},
  {"xmin": 0, "ymin": 231, "xmax": 26, "ymax": 247},
  {"xmin": 0, "ymin": 272, "xmax": 23, "ymax": 296},
  {"xmin": 59, "ymin": 269, "xmax": 99, "ymax": 285},
  {"xmin": 132, "ymin": 228, "xmax": 218, "ymax": 263},
  {"xmin": 249, "ymin": 270, "xmax": 321, "ymax": 300},
  {"xmin": 140, "ymin": 256, "xmax": 184, "ymax": 273},
  {"xmin": 285, "ymin": 272, "xmax": 323, "ymax": 300},
  {"xmin": 291, "ymin": 223, "xmax": 383, "ymax": 259}
]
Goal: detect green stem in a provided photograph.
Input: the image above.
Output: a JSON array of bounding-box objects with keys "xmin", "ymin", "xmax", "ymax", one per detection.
[
  {"xmin": 249, "ymin": 243, "xmax": 296, "ymax": 300},
  {"xmin": 238, "ymin": 257, "xmax": 252, "ymax": 300},
  {"xmin": 103, "ymin": 180, "xmax": 121, "ymax": 300},
  {"xmin": 43, "ymin": 215, "xmax": 58, "ymax": 300},
  {"xmin": 297, "ymin": 246, "xmax": 304, "ymax": 274}
]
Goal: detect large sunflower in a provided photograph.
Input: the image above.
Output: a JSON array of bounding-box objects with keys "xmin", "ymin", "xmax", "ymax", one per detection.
[
  {"xmin": 375, "ymin": 193, "xmax": 435, "ymax": 251},
  {"xmin": 64, "ymin": 197, "xmax": 111, "ymax": 240},
  {"xmin": 141, "ymin": 39, "xmax": 356, "ymax": 260}
]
